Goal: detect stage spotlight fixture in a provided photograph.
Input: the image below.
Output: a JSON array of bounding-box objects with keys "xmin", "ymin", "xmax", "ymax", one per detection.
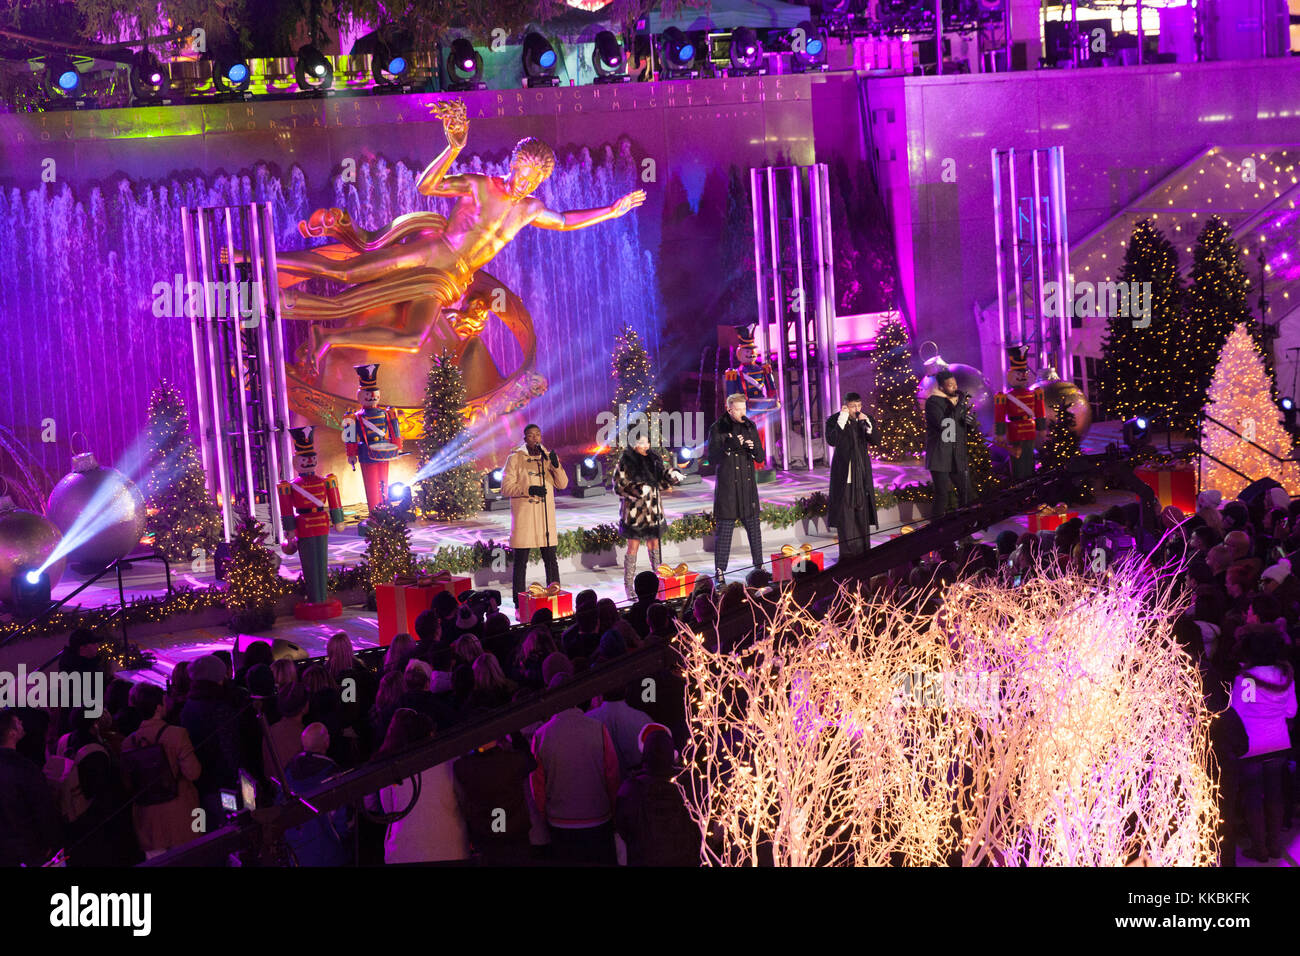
[
  {"xmin": 573, "ymin": 456, "xmax": 606, "ymax": 498},
  {"xmin": 446, "ymin": 37, "xmax": 486, "ymax": 91},
  {"xmin": 727, "ymin": 26, "xmax": 764, "ymax": 76},
  {"xmin": 387, "ymin": 481, "xmax": 414, "ymax": 519},
  {"xmin": 1281, "ymin": 397, "xmax": 1297, "ymax": 431},
  {"xmin": 45, "ymin": 55, "xmax": 82, "ymax": 98},
  {"xmin": 129, "ymin": 50, "xmax": 167, "ymax": 101},
  {"xmin": 659, "ymin": 27, "xmax": 700, "ymax": 79},
  {"xmin": 295, "ymin": 44, "xmax": 334, "ymax": 91},
  {"xmin": 11, "ymin": 566, "xmax": 51, "ymax": 618},
  {"xmin": 483, "ymin": 467, "xmax": 511, "ymax": 511},
  {"xmin": 672, "ymin": 447, "xmax": 703, "ymax": 486},
  {"xmin": 592, "ymin": 30, "xmax": 630, "ymax": 83},
  {"xmin": 365, "ymin": 33, "xmax": 414, "ymax": 88},
  {"xmin": 790, "ymin": 20, "xmax": 829, "ymax": 72},
  {"xmin": 1122, "ymin": 416, "xmax": 1151, "ymax": 450},
  {"xmin": 523, "ymin": 32, "xmax": 561, "ymax": 87},
  {"xmin": 213, "ymin": 55, "xmax": 252, "ymax": 94}
]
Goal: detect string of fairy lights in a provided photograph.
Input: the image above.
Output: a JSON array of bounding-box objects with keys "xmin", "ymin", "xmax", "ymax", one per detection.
[{"xmin": 679, "ymin": 557, "xmax": 1219, "ymax": 866}]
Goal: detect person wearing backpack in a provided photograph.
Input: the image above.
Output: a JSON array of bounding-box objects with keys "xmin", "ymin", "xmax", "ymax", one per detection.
[
  {"xmin": 614, "ymin": 724, "xmax": 699, "ymax": 867},
  {"xmin": 121, "ymin": 683, "xmax": 201, "ymax": 858}
]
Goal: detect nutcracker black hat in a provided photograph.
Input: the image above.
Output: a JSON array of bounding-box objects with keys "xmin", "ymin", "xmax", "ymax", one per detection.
[
  {"xmin": 289, "ymin": 426, "xmax": 316, "ymax": 456},
  {"xmin": 354, "ymin": 364, "xmax": 381, "ymax": 391},
  {"xmin": 734, "ymin": 323, "xmax": 758, "ymax": 350},
  {"xmin": 1007, "ymin": 346, "xmax": 1030, "ymax": 372}
]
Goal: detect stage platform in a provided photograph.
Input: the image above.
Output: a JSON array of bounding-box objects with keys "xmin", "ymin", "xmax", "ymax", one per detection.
[{"xmin": 4, "ymin": 424, "xmax": 1141, "ymax": 685}]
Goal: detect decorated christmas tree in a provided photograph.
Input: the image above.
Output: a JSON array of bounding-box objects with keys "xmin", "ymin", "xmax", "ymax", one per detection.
[
  {"xmin": 224, "ymin": 512, "xmax": 282, "ymax": 632},
  {"xmin": 966, "ymin": 418, "xmax": 1001, "ymax": 500},
  {"xmin": 1099, "ymin": 219, "xmax": 1184, "ymax": 425},
  {"xmin": 1200, "ymin": 323, "xmax": 1299, "ymax": 498},
  {"xmin": 1040, "ymin": 396, "xmax": 1082, "ymax": 472},
  {"xmin": 869, "ymin": 315, "xmax": 924, "ymax": 460},
  {"xmin": 1173, "ymin": 216, "xmax": 1257, "ymax": 430},
  {"xmin": 609, "ymin": 324, "xmax": 661, "ymax": 448},
  {"xmin": 142, "ymin": 380, "xmax": 221, "ymax": 564},
  {"xmin": 416, "ymin": 349, "xmax": 482, "ymax": 522},
  {"xmin": 363, "ymin": 505, "xmax": 415, "ymax": 591}
]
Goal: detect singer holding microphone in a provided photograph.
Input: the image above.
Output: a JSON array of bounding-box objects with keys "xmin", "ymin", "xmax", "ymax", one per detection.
[
  {"xmin": 924, "ymin": 368, "xmax": 976, "ymax": 518},
  {"xmin": 826, "ymin": 391, "xmax": 880, "ymax": 558},
  {"xmin": 707, "ymin": 393, "xmax": 765, "ymax": 584},
  {"xmin": 501, "ymin": 423, "xmax": 569, "ymax": 601}
]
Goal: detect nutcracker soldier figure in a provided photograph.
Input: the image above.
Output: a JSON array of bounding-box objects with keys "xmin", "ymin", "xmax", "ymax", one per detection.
[
  {"xmin": 993, "ymin": 346, "xmax": 1047, "ymax": 481},
  {"xmin": 344, "ymin": 364, "xmax": 403, "ymax": 513},
  {"xmin": 278, "ymin": 426, "xmax": 346, "ymax": 620},
  {"xmin": 723, "ymin": 324, "xmax": 779, "ymax": 470}
]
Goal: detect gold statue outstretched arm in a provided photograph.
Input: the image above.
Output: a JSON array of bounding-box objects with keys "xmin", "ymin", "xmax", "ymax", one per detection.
[
  {"xmin": 530, "ymin": 188, "xmax": 647, "ymax": 232},
  {"xmin": 418, "ymin": 100, "xmax": 472, "ymax": 197}
]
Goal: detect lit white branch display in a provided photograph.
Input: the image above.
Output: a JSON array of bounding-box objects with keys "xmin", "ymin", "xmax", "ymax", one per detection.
[{"xmin": 680, "ymin": 560, "xmax": 1219, "ymax": 866}]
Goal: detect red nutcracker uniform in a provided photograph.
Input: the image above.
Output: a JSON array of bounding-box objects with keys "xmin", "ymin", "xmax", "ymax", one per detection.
[
  {"xmin": 279, "ymin": 426, "xmax": 345, "ymax": 618},
  {"xmin": 724, "ymin": 324, "xmax": 779, "ymax": 415},
  {"xmin": 344, "ymin": 363, "xmax": 402, "ymax": 512},
  {"xmin": 994, "ymin": 346, "xmax": 1047, "ymax": 481}
]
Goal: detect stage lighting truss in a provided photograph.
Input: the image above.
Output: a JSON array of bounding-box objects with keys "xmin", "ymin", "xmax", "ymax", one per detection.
[
  {"xmin": 294, "ymin": 44, "xmax": 334, "ymax": 92},
  {"xmin": 129, "ymin": 50, "xmax": 169, "ymax": 102},
  {"xmin": 523, "ymin": 32, "xmax": 561, "ymax": 87},
  {"xmin": 483, "ymin": 467, "xmax": 511, "ymax": 511},
  {"xmin": 788, "ymin": 20, "xmax": 830, "ymax": 72},
  {"xmin": 573, "ymin": 456, "xmax": 606, "ymax": 498},
  {"xmin": 877, "ymin": 0, "xmax": 936, "ymax": 35},
  {"xmin": 446, "ymin": 37, "xmax": 486, "ymax": 91},
  {"xmin": 659, "ymin": 27, "xmax": 700, "ymax": 79},
  {"xmin": 721, "ymin": 26, "xmax": 765, "ymax": 77},
  {"xmin": 592, "ymin": 30, "xmax": 630, "ymax": 83}
]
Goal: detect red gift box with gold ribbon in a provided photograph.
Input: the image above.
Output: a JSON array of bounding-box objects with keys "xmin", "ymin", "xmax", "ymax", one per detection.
[
  {"xmin": 516, "ymin": 582, "xmax": 574, "ymax": 622},
  {"xmin": 376, "ymin": 575, "xmax": 440, "ymax": 647},
  {"xmin": 655, "ymin": 563, "xmax": 699, "ymax": 600},
  {"xmin": 1025, "ymin": 505, "xmax": 1078, "ymax": 533},
  {"xmin": 1134, "ymin": 462, "xmax": 1197, "ymax": 514},
  {"xmin": 770, "ymin": 543, "xmax": 825, "ymax": 582}
]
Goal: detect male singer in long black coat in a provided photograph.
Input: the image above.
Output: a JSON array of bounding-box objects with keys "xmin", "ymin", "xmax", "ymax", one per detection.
[
  {"xmin": 825, "ymin": 391, "xmax": 879, "ymax": 557},
  {"xmin": 924, "ymin": 368, "xmax": 977, "ymax": 518},
  {"xmin": 707, "ymin": 393, "xmax": 765, "ymax": 582}
]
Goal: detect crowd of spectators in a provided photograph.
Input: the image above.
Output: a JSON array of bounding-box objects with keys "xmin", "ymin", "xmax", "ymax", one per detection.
[{"xmin": 2, "ymin": 480, "xmax": 1296, "ymax": 867}]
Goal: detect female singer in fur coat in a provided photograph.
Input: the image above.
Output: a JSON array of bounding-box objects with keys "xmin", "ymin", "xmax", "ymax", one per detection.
[{"xmin": 612, "ymin": 435, "xmax": 683, "ymax": 598}]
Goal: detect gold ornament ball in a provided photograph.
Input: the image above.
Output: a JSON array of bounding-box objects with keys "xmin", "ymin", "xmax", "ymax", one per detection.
[
  {"xmin": 0, "ymin": 507, "xmax": 66, "ymax": 603},
  {"xmin": 1034, "ymin": 378, "xmax": 1093, "ymax": 439}
]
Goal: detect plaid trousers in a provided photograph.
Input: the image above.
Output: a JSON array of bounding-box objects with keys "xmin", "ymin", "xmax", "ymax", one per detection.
[{"xmin": 715, "ymin": 514, "xmax": 763, "ymax": 575}]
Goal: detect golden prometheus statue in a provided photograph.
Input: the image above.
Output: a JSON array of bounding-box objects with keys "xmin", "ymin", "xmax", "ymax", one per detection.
[{"xmin": 272, "ymin": 99, "xmax": 647, "ymax": 491}]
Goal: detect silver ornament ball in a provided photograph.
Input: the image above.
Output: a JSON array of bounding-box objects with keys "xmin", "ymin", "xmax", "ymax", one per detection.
[
  {"xmin": 47, "ymin": 459, "xmax": 147, "ymax": 571},
  {"xmin": 0, "ymin": 507, "xmax": 66, "ymax": 603}
]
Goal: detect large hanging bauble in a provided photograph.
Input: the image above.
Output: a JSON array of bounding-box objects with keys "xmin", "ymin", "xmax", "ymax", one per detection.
[
  {"xmin": 0, "ymin": 498, "xmax": 66, "ymax": 603},
  {"xmin": 1034, "ymin": 376, "xmax": 1093, "ymax": 439},
  {"xmin": 917, "ymin": 363, "xmax": 991, "ymax": 409},
  {"xmin": 46, "ymin": 452, "xmax": 147, "ymax": 571}
]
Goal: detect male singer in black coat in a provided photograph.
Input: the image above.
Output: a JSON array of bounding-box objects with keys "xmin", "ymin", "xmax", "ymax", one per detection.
[
  {"xmin": 924, "ymin": 368, "xmax": 977, "ymax": 518},
  {"xmin": 826, "ymin": 392, "xmax": 879, "ymax": 557},
  {"xmin": 707, "ymin": 393, "xmax": 765, "ymax": 583}
]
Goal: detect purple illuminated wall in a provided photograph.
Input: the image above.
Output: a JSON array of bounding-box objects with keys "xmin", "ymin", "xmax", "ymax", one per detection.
[{"xmin": 0, "ymin": 76, "xmax": 893, "ymax": 499}]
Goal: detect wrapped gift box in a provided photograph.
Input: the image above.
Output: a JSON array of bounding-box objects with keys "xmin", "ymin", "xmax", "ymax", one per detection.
[
  {"xmin": 516, "ymin": 586, "xmax": 574, "ymax": 622},
  {"xmin": 1026, "ymin": 508, "xmax": 1078, "ymax": 533},
  {"xmin": 771, "ymin": 549, "xmax": 825, "ymax": 582},
  {"xmin": 656, "ymin": 566, "xmax": 699, "ymax": 600},
  {"xmin": 424, "ymin": 570, "xmax": 472, "ymax": 599},
  {"xmin": 1134, "ymin": 463, "xmax": 1197, "ymax": 514},
  {"xmin": 376, "ymin": 577, "xmax": 439, "ymax": 646}
]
